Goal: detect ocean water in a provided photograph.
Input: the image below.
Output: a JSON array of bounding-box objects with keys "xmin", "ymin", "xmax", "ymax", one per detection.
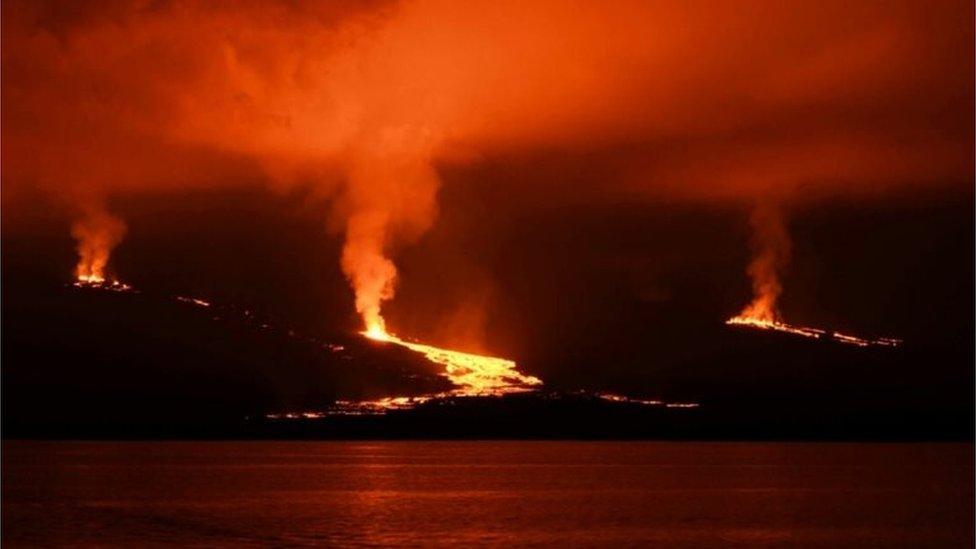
[{"xmin": 3, "ymin": 441, "xmax": 972, "ymax": 547}]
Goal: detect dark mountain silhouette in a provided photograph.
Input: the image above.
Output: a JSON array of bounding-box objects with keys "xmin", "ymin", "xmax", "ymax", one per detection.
[{"xmin": 2, "ymin": 276, "xmax": 970, "ymax": 439}]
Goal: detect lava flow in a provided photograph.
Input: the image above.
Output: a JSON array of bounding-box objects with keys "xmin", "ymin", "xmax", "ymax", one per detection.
[
  {"xmin": 726, "ymin": 315, "xmax": 824, "ymax": 339},
  {"xmin": 72, "ymin": 275, "xmax": 134, "ymax": 293},
  {"xmin": 725, "ymin": 315, "xmax": 902, "ymax": 348},
  {"xmin": 730, "ymin": 204, "xmax": 901, "ymax": 348},
  {"xmin": 362, "ymin": 322, "xmax": 543, "ymax": 397}
]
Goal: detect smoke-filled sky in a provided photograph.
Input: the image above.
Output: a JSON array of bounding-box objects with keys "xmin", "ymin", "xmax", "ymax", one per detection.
[{"xmin": 2, "ymin": 0, "xmax": 973, "ymax": 386}]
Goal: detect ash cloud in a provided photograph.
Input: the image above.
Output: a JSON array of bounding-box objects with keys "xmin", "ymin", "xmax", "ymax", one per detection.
[{"xmin": 2, "ymin": 0, "xmax": 971, "ymax": 337}]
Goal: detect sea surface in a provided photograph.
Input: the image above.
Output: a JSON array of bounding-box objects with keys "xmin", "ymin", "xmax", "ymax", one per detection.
[{"xmin": 3, "ymin": 441, "xmax": 972, "ymax": 547}]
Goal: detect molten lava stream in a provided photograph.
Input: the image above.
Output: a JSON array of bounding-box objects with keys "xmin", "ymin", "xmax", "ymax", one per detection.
[
  {"xmin": 725, "ymin": 315, "xmax": 824, "ymax": 339},
  {"xmin": 362, "ymin": 323, "xmax": 542, "ymax": 396},
  {"xmin": 725, "ymin": 315, "xmax": 901, "ymax": 348},
  {"xmin": 73, "ymin": 274, "xmax": 134, "ymax": 292}
]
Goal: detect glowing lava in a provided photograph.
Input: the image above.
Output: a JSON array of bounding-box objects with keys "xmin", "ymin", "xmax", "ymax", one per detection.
[
  {"xmin": 76, "ymin": 273, "xmax": 106, "ymax": 284},
  {"xmin": 362, "ymin": 322, "xmax": 542, "ymax": 396},
  {"xmin": 364, "ymin": 321, "xmax": 390, "ymax": 342},
  {"xmin": 71, "ymin": 207, "xmax": 126, "ymax": 286},
  {"xmin": 266, "ymin": 321, "xmax": 698, "ymax": 419},
  {"xmin": 176, "ymin": 296, "xmax": 211, "ymax": 307},
  {"xmin": 72, "ymin": 275, "xmax": 134, "ymax": 293},
  {"xmin": 726, "ymin": 315, "xmax": 901, "ymax": 348},
  {"xmin": 730, "ymin": 204, "xmax": 901, "ymax": 348},
  {"xmin": 726, "ymin": 315, "xmax": 824, "ymax": 339}
]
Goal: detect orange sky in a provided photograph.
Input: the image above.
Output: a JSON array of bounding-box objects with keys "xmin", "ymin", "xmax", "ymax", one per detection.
[
  {"xmin": 2, "ymin": 0, "xmax": 973, "ymax": 338},
  {"xmin": 4, "ymin": 0, "xmax": 970, "ymax": 199}
]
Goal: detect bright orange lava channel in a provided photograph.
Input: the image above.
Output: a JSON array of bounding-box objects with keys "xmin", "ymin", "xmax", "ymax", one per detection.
[
  {"xmin": 726, "ymin": 315, "xmax": 825, "ymax": 339},
  {"xmin": 726, "ymin": 315, "xmax": 901, "ymax": 348},
  {"xmin": 362, "ymin": 323, "xmax": 543, "ymax": 396},
  {"xmin": 73, "ymin": 275, "xmax": 134, "ymax": 293}
]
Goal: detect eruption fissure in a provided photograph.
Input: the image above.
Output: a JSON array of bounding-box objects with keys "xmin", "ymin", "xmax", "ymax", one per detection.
[
  {"xmin": 22, "ymin": 0, "xmax": 946, "ymax": 416},
  {"xmin": 66, "ymin": 277, "xmax": 556, "ymax": 415},
  {"xmin": 363, "ymin": 325, "xmax": 542, "ymax": 396},
  {"xmin": 729, "ymin": 203, "xmax": 791, "ymax": 325},
  {"xmin": 728, "ymin": 204, "xmax": 901, "ymax": 348},
  {"xmin": 71, "ymin": 207, "xmax": 127, "ymax": 286}
]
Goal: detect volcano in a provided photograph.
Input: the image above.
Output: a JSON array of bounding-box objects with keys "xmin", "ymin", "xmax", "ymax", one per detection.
[{"xmin": 1, "ymin": 274, "xmax": 968, "ymax": 440}]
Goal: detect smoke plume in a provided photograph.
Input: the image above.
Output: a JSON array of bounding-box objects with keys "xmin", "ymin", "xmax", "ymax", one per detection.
[
  {"xmin": 340, "ymin": 141, "xmax": 439, "ymax": 333},
  {"xmin": 70, "ymin": 204, "xmax": 127, "ymax": 283},
  {"xmin": 737, "ymin": 204, "xmax": 791, "ymax": 323},
  {"xmin": 1, "ymin": 0, "xmax": 971, "ymax": 335}
]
